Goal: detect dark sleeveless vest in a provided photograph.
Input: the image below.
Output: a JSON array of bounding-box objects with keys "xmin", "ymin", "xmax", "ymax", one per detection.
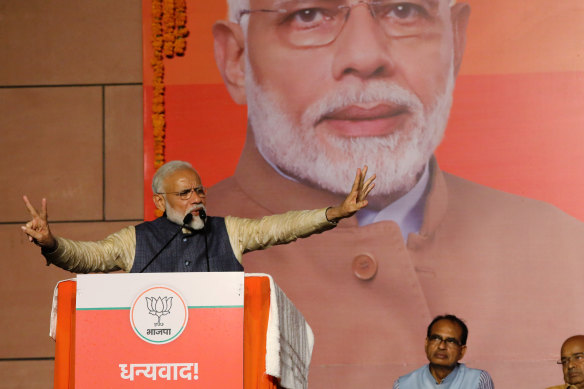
[{"xmin": 130, "ymin": 216, "xmax": 243, "ymax": 273}]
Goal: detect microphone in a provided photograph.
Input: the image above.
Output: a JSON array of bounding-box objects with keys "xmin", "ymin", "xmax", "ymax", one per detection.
[
  {"xmin": 182, "ymin": 213, "xmax": 194, "ymax": 232},
  {"xmin": 139, "ymin": 214, "xmax": 193, "ymax": 273},
  {"xmin": 199, "ymin": 208, "xmax": 207, "ymax": 224}
]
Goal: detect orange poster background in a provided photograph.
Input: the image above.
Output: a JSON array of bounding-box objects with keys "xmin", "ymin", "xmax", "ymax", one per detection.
[
  {"xmin": 75, "ymin": 308, "xmax": 243, "ymax": 388},
  {"xmin": 142, "ymin": 0, "xmax": 584, "ymax": 222}
]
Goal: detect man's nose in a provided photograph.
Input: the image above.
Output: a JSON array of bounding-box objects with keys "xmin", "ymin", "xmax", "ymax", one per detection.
[
  {"xmin": 189, "ymin": 191, "xmax": 203, "ymax": 203},
  {"xmin": 331, "ymin": 4, "xmax": 395, "ymax": 81}
]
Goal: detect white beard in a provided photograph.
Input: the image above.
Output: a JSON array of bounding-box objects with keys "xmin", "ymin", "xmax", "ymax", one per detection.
[
  {"xmin": 165, "ymin": 203, "xmax": 206, "ymax": 231},
  {"xmin": 245, "ymin": 56, "xmax": 455, "ymax": 197}
]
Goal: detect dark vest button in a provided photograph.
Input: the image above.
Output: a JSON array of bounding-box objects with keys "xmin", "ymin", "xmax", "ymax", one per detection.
[
  {"xmin": 352, "ymin": 254, "xmax": 377, "ymax": 280},
  {"xmin": 182, "ymin": 237, "xmax": 187, "ymax": 242},
  {"xmin": 185, "ymin": 260, "xmax": 191, "ymax": 266}
]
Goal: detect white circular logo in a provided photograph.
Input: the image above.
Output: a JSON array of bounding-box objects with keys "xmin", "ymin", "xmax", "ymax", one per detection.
[{"xmin": 130, "ymin": 286, "xmax": 189, "ymax": 344}]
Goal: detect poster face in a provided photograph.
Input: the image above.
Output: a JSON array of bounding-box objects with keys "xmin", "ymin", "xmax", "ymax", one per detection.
[
  {"xmin": 142, "ymin": 0, "xmax": 584, "ymax": 222},
  {"xmin": 75, "ymin": 273, "xmax": 244, "ymax": 388},
  {"xmin": 142, "ymin": 1, "xmax": 584, "ymax": 387}
]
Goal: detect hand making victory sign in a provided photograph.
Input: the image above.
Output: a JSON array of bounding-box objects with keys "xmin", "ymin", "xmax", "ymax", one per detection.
[{"xmin": 21, "ymin": 195, "xmax": 57, "ymax": 251}]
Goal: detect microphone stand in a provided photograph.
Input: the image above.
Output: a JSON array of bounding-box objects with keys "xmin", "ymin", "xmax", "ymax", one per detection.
[{"xmin": 199, "ymin": 209, "xmax": 210, "ymax": 272}]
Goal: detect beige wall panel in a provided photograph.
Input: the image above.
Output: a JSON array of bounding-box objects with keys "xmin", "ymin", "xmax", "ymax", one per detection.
[
  {"xmin": 0, "ymin": 0, "xmax": 142, "ymax": 86},
  {"xmin": 0, "ymin": 87, "xmax": 103, "ymax": 223},
  {"xmin": 0, "ymin": 360, "xmax": 53, "ymax": 389},
  {"xmin": 0, "ymin": 222, "xmax": 133, "ymax": 358},
  {"xmin": 105, "ymin": 85, "xmax": 144, "ymax": 220}
]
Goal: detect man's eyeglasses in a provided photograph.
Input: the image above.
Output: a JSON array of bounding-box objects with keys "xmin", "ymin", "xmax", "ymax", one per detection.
[
  {"xmin": 427, "ymin": 334, "xmax": 462, "ymax": 347},
  {"xmin": 157, "ymin": 186, "xmax": 206, "ymax": 200},
  {"xmin": 237, "ymin": 0, "xmax": 443, "ymax": 48},
  {"xmin": 558, "ymin": 353, "xmax": 584, "ymax": 366}
]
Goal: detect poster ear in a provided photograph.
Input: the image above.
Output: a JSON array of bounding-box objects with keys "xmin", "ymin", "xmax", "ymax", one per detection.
[
  {"xmin": 451, "ymin": 3, "xmax": 471, "ymax": 76},
  {"xmin": 213, "ymin": 21, "xmax": 247, "ymax": 105}
]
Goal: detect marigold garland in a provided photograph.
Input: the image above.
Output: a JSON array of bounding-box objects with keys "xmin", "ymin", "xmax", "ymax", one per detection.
[
  {"xmin": 151, "ymin": 0, "xmax": 189, "ymax": 216},
  {"xmin": 162, "ymin": 0, "xmax": 175, "ymax": 57},
  {"xmin": 174, "ymin": 0, "xmax": 188, "ymax": 56}
]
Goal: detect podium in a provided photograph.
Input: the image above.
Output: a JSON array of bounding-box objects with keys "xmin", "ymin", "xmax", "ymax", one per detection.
[{"xmin": 52, "ymin": 273, "xmax": 313, "ymax": 389}]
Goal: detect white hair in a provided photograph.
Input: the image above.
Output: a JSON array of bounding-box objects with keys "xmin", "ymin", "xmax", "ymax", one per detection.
[
  {"xmin": 165, "ymin": 202, "xmax": 207, "ymax": 230},
  {"xmin": 245, "ymin": 54, "xmax": 455, "ymax": 197},
  {"xmin": 227, "ymin": 0, "xmax": 249, "ymax": 22},
  {"xmin": 151, "ymin": 160, "xmax": 194, "ymax": 194}
]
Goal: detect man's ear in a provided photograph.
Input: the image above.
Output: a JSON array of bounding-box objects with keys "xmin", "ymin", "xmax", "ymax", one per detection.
[
  {"xmin": 458, "ymin": 344, "xmax": 467, "ymax": 360},
  {"xmin": 450, "ymin": 3, "xmax": 471, "ymax": 77},
  {"xmin": 153, "ymin": 194, "xmax": 166, "ymax": 213},
  {"xmin": 213, "ymin": 20, "xmax": 247, "ymax": 105}
]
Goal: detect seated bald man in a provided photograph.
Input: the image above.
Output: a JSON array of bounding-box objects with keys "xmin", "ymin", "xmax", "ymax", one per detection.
[
  {"xmin": 21, "ymin": 160, "xmax": 375, "ymax": 273},
  {"xmin": 548, "ymin": 335, "xmax": 584, "ymax": 389},
  {"xmin": 393, "ymin": 314, "xmax": 493, "ymax": 389}
]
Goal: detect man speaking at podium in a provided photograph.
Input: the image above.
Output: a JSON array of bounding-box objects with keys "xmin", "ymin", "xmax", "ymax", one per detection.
[{"xmin": 21, "ymin": 160, "xmax": 375, "ymax": 273}]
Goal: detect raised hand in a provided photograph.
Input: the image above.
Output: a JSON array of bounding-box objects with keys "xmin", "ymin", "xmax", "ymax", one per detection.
[
  {"xmin": 21, "ymin": 196, "xmax": 57, "ymax": 250},
  {"xmin": 326, "ymin": 166, "xmax": 376, "ymax": 223}
]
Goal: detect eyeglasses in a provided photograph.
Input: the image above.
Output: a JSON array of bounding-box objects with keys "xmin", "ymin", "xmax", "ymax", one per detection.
[
  {"xmin": 558, "ymin": 353, "xmax": 584, "ymax": 366},
  {"xmin": 157, "ymin": 186, "xmax": 206, "ymax": 200},
  {"xmin": 427, "ymin": 334, "xmax": 462, "ymax": 348},
  {"xmin": 237, "ymin": 0, "xmax": 442, "ymax": 48}
]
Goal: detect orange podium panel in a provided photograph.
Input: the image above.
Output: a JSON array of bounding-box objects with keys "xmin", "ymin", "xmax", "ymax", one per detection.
[{"xmin": 53, "ymin": 274, "xmax": 289, "ymax": 389}]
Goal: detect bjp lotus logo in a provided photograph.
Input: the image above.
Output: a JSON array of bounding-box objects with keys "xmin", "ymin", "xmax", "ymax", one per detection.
[
  {"xmin": 131, "ymin": 286, "xmax": 188, "ymax": 344},
  {"xmin": 146, "ymin": 296, "xmax": 173, "ymax": 326}
]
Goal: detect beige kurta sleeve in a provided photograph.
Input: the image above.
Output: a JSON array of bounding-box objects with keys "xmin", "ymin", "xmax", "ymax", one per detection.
[
  {"xmin": 42, "ymin": 226, "xmax": 137, "ymax": 273},
  {"xmin": 224, "ymin": 208, "xmax": 337, "ymax": 263}
]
